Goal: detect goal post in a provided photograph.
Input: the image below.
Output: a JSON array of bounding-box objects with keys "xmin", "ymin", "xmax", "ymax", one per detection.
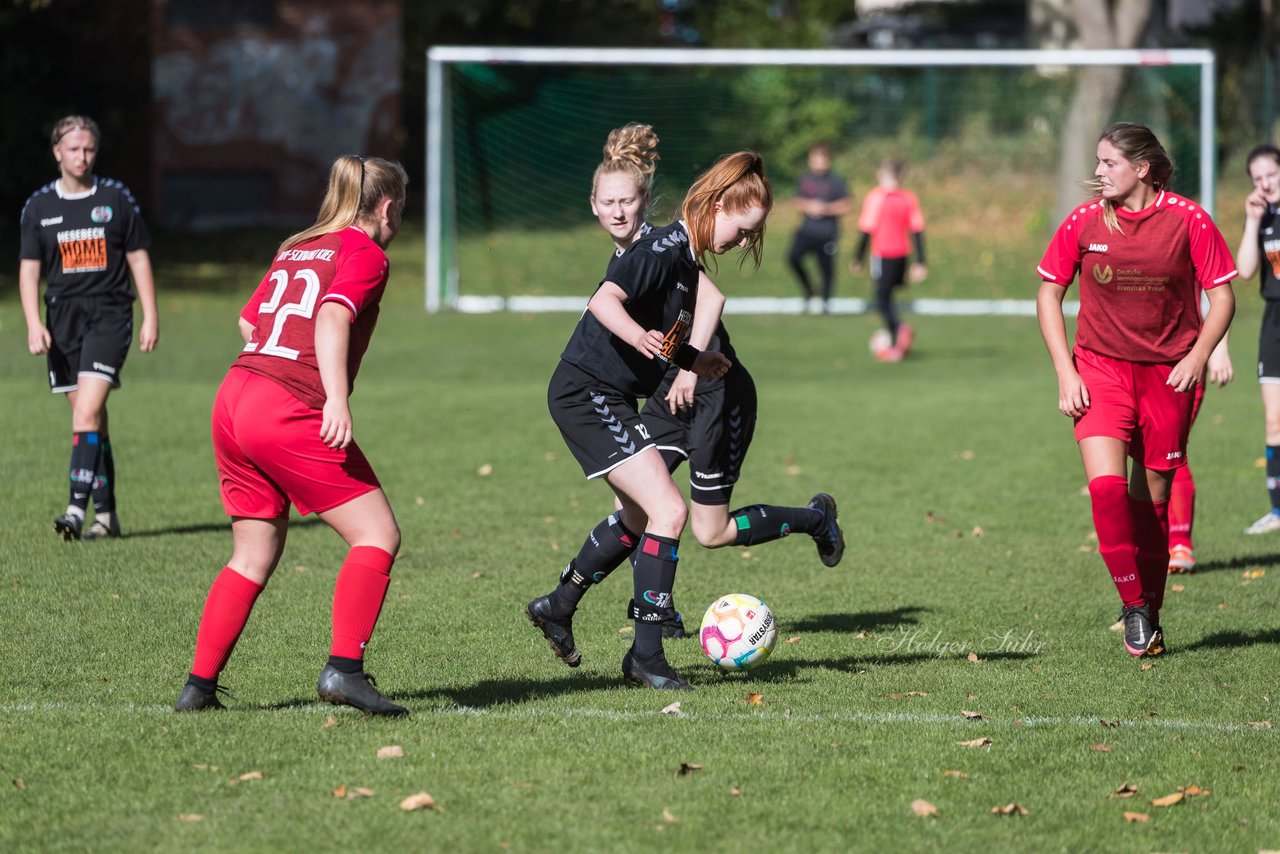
[{"xmin": 425, "ymin": 46, "xmax": 1216, "ymax": 314}]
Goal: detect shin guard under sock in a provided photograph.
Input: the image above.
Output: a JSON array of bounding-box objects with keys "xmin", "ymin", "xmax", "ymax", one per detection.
[
  {"xmin": 1088, "ymin": 476, "xmax": 1144, "ymax": 608},
  {"xmin": 191, "ymin": 567, "xmax": 265, "ymax": 680},
  {"xmin": 631, "ymin": 533, "xmax": 680, "ymax": 658},
  {"xmin": 1167, "ymin": 465, "xmax": 1194, "ymax": 550},
  {"xmin": 551, "ymin": 512, "xmax": 640, "ymax": 612},
  {"xmin": 730, "ymin": 504, "xmax": 822, "ymax": 546},
  {"xmin": 331, "ymin": 545, "xmax": 394, "ymax": 660},
  {"xmin": 1131, "ymin": 497, "xmax": 1170, "ymax": 622},
  {"xmin": 68, "ymin": 432, "xmax": 102, "ymax": 516}
]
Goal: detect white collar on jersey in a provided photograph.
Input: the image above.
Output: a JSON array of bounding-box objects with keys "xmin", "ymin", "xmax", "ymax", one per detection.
[
  {"xmin": 677, "ymin": 219, "xmax": 696, "ymax": 262},
  {"xmin": 56, "ymin": 177, "xmax": 98, "ymax": 201}
]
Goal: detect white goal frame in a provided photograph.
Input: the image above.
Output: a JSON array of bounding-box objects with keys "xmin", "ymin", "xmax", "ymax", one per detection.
[{"xmin": 425, "ymin": 46, "xmax": 1216, "ymax": 314}]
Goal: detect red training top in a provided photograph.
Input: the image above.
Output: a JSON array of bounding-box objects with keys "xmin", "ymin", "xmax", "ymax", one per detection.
[
  {"xmin": 235, "ymin": 226, "xmax": 389, "ymax": 408},
  {"xmin": 858, "ymin": 186, "xmax": 925, "ymax": 259},
  {"xmin": 1037, "ymin": 192, "xmax": 1237, "ymax": 364}
]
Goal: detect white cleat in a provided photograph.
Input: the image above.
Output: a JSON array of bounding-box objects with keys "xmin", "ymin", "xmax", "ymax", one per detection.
[{"xmin": 1243, "ymin": 511, "xmax": 1280, "ymax": 535}]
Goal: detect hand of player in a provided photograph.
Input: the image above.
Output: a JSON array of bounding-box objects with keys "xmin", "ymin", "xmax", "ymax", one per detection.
[
  {"xmin": 634, "ymin": 329, "xmax": 665, "ymax": 359},
  {"xmin": 1057, "ymin": 369, "xmax": 1090, "ymax": 417},
  {"xmin": 665, "ymin": 370, "xmax": 698, "ymax": 415},
  {"xmin": 139, "ymin": 316, "xmax": 159, "ymax": 352},
  {"xmin": 1206, "ymin": 344, "xmax": 1233, "ymax": 387},
  {"xmin": 908, "ymin": 262, "xmax": 927, "ymax": 284},
  {"xmin": 691, "ymin": 350, "xmax": 731, "ymax": 380},
  {"xmin": 1167, "ymin": 354, "xmax": 1206, "ymax": 393},
  {"xmin": 1246, "ymin": 189, "xmax": 1268, "ymax": 222},
  {"xmin": 320, "ymin": 398, "xmax": 354, "ymax": 449},
  {"xmin": 27, "ymin": 323, "xmax": 51, "ymax": 355}
]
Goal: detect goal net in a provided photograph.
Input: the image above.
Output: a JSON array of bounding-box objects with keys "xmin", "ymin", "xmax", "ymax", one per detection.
[{"xmin": 426, "ymin": 47, "xmax": 1215, "ymax": 313}]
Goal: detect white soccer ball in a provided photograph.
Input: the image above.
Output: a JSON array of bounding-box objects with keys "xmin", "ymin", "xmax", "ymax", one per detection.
[
  {"xmin": 868, "ymin": 328, "xmax": 892, "ymax": 356},
  {"xmin": 699, "ymin": 593, "xmax": 778, "ymax": 671}
]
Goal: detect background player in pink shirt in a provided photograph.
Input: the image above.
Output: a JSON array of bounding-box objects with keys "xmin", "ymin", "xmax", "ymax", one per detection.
[
  {"xmin": 851, "ymin": 158, "xmax": 926, "ymax": 362},
  {"xmin": 175, "ymin": 155, "xmax": 410, "ymax": 715},
  {"xmin": 1036, "ymin": 123, "xmax": 1236, "ymax": 658}
]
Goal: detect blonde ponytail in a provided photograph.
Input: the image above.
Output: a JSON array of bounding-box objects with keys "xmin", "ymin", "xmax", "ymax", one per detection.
[{"xmin": 280, "ymin": 155, "xmax": 409, "ymax": 252}]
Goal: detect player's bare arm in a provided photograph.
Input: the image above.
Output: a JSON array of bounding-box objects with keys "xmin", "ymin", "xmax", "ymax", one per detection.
[
  {"xmin": 588, "ymin": 282, "xmax": 663, "ymax": 358},
  {"xmin": 1037, "ymin": 280, "xmax": 1089, "ymax": 417},
  {"xmin": 18, "ymin": 258, "xmax": 50, "ymax": 355},
  {"xmin": 315, "ymin": 302, "xmax": 354, "ymax": 449},
  {"xmin": 127, "ymin": 248, "xmax": 159, "ymax": 352},
  {"xmin": 1169, "ymin": 284, "xmax": 1235, "ymax": 393}
]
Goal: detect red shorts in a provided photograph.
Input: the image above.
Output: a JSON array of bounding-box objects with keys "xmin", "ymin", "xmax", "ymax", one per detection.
[
  {"xmin": 212, "ymin": 367, "xmax": 380, "ymax": 518},
  {"xmin": 1072, "ymin": 347, "xmax": 1194, "ymax": 470}
]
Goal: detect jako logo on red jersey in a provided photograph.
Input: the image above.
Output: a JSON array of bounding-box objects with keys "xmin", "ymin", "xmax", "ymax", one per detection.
[{"xmin": 1088, "ymin": 243, "xmax": 1108, "ymax": 253}]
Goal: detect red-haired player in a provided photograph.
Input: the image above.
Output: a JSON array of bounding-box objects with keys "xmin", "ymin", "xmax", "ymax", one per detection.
[{"xmin": 1036, "ymin": 123, "xmax": 1235, "ymax": 657}]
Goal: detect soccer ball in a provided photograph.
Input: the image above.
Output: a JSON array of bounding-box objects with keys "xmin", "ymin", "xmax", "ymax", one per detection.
[
  {"xmin": 868, "ymin": 328, "xmax": 892, "ymax": 356},
  {"xmin": 699, "ymin": 593, "xmax": 778, "ymax": 671}
]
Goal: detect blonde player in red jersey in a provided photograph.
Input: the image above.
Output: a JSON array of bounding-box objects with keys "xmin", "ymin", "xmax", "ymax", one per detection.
[
  {"xmin": 1036, "ymin": 123, "xmax": 1236, "ymax": 658},
  {"xmin": 175, "ymin": 155, "xmax": 410, "ymax": 715},
  {"xmin": 851, "ymin": 157, "xmax": 926, "ymax": 362}
]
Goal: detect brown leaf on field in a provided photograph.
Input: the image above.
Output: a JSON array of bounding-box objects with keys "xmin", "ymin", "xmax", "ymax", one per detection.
[
  {"xmin": 957, "ymin": 738, "xmax": 992, "ymax": 748},
  {"xmin": 856, "ymin": 630, "xmax": 870, "ymax": 639},
  {"xmin": 415, "ymin": 496, "xmax": 426, "ymax": 505},
  {"xmin": 730, "ymin": 786, "xmax": 742, "ymax": 796},
  {"xmin": 1140, "ymin": 662, "xmax": 1155, "ymax": 671},
  {"xmin": 676, "ymin": 763, "xmax": 703, "ymax": 777},
  {"xmin": 476, "ymin": 463, "xmax": 493, "ymax": 476},
  {"xmin": 1099, "ymin": 719, "xmax": 1120, "ymax": 728},
  {"xmin": 1247, "ymin": 721, "xmax": 1273, "ymax": 728},
  {"xmin": 618, "ymin": 625, "xmax": 633, "ymax": 634},
  {"xmin": 1108, "ymin": 620, "xmax": 1124, "ymax": 632},
  {"xmin": 333, "ymin": 785, "xmax": 348, "ymax": 799},
  {"xmin": 1243, "ymin": 569, "xmax": 1266, "ymax": 580},
  {"xmin": 883, "ymin": 691, "xmax": 929, "ymax": 699},
  {"xmin": 785, "ymin": 636, "xmax": 803, "ymax": 644},
  {"xmin": 1123, "ymin": 811, "xmax": 1149, "ymax": 823},
  {"xmin": 1171, "ymin": 583, "xmax": 1185, "ymax": 593},
  {"xmin": 967, "ymin": 652, "xmax": 981, "ymax": 663},
  {"xmin": 960, "ymin": 450, "xmax": 975, "ymax": 460},
  {"xmin": 660, "ymin": 702, "xmax": 682, "ymax": 715},
  {"xmin": 925, "ymin": 511, "xmax": 947, "ymax": 523},
  {"xmin": 323, "ymin": 715, "xmax": 337, "ymax": 729},
  {"xmin": 1089, "ymin": 744, "xmax": 1112, "ymax": 752},
  {"xmin": 1256, "ymin": 456, "xmax": 1268, "ymax": 468},
  {"xmin": 746, "ymin": 693, "xmax": 764, "ymax": 706},
  {"xmin": 377, "ymin": 745, "xmax": 405, "ymax": 759},
  {"xmin": 176, "ymin": 814, "xmax": 204, "ymax": 823},
  {"xmin": 351, "ymin": 787, "xmax": 375, "ymax": 798},
  {"xmin": 228, "ymin": 770, "xmax": 264, "ymax": 786},
  {"xmin": 960, "ymin": 710, "xmax": 983, "ymax": 720},
  {"xmin": 911, "ymin": 798, "xmax": 939, "ymax": 817},
  {"xmin": 943, "ymin": 769, "xmax": 969, "ymax": 778},
  {"xmin": 399, "ymin": 792, "xmax": 442, "ymax": 812},
  {"xmin": 972, "ymin": 526, "xmax": 985, "ymax": 537},
  {"xmin": 1179, "ymin": 785, "xmax": 1210, "ymax": 797},
  {"xmin": 740, "ymin": 550, "xmax": 753, "ymax": 559},
  {"xmin": 1151, "ymin": 791, "xmax": 1184, "ymax": 808},
  {"xmin": 1112, "ymin": 783, "xmax": 1139, "ymax": 798},
  {"xmin": 471, "ymin": 572, "xmax": 485, "ymax": 579},
  {"xmin": 662, "ymin": 807, "xmax": 678, "ymax": 824},
  {"xmin": 543, "ymin": 451, "xmax": 559, "ymax": 461},
  {"xmin": 12, "ymin": 778, "xmax": 25, "ymax": 791},
  {"xmin": 990, "ymin": 803, "xmax": 1027, "ymax": 816},
  {"xmin": 293, "ymin": 565, "xmax": 309, "ymax": 573}
]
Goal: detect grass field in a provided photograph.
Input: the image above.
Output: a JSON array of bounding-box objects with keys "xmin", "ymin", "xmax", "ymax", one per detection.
[{"xmin": 3, "ymin": 188, "xmax": 1280, "ymax": 852}]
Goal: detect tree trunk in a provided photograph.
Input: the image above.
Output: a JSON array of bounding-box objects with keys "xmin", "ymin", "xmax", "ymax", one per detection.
[{"xmin": 1052, "ymin": 0, "xmax": 1155, "ymax": 225}]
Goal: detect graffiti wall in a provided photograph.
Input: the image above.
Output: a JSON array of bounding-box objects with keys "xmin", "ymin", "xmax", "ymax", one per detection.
[{"xmin": 152, "ymin": 0, "xmax": 402, "ymax": 229}]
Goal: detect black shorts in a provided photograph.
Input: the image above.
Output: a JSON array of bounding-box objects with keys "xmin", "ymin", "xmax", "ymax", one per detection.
[
  {"xmin": 45, "ymin": 296, "xmax": 133, "ymax": 393},
  {"xmin": 871, "ymin": 255, "xmax": 908, "ymax": 288},
  {"xmin": 548, "ymin": 360, "xmax": 658, "ymax": 479},
  {"xmin": 641, "ymin": 363, "xmax": 758, "ymax": 506},
  {"xmin": 1259, "ymin": 300, "xmax": 1280, "ymax": 383}
]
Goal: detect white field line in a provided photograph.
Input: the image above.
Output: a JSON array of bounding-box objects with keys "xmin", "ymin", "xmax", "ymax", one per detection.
[
  {"xmin": 0, "ymin": 701, "xmax": 1271, "ymax": 735},
  {"xmin": 455, "ymin": 295, "xmax": 1080, "ymax": 317}
]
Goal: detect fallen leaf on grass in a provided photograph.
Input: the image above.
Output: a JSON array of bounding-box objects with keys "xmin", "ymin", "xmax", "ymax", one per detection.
[
  {"xmin": 1140, "ymin": 662, "xmax": 1155, "ymax": 671},
  {"xmin": 618, "ymin": 626, "xmax": 633, "ymax": 634},
  {"xmin": 746, "ymin": 693, "xmax": 763, "ymax": 706},
  {"xmin": 960, "ymin": 450, "xmax": 975, "ymax": 460},
  {"xmin": 1247, "ymin": 721, "xmax": 1273, "ymax": 728},
  {"xmin": 1099, "ymin": 719, "xmax": 1120, "ymax": 728},
  {"xmin": 1108, "ymin": 620, "xmax": 1124, "ymax": 632},
  {"xmin": 1171, "ymin": 583, "xmax": 1185, "ymax": 593},
  {"xmin": 971, "ymin": 526, "xmax": 985, "ymax": 537},
  {"xmin": 943, "ymin": 770, "xmax": 969, "ymax": 778},
  {"xmin": 293, "ymin": 565, "xmax": 309, "ymax": 574},
  {"xmin": 1242, "ymin": 569, "xmax": 1266, "ymax": 580},
  {"xmin": 967, "ymin": 652, "xmax": 981, "ymax": 663},
  {"xmin": 228, "ymin": 770, "xmax": 264, "ymax": 786},
  {"xmin": 785, "ymin": 465, "xmax": 802, "ymax": 476},
  {"xmin": 990, "ymin": 803, "xmax": 1027, "ymax": 816},
  {"xmin": 660, "ymin": 702, "xmax": 682, "ymax": 715},
  {"xmin": 476, "ymin": 463, "xmax": 493, "ymax": 477},
  {"xmin": 1123, "ymin": 811, "xmax": 1149, "ymax": 823},
  {"xmin": 1151, "ymin": 792, "xmax": 1184, "ymax": 807},
  {"xmin": 960, "ymin": 710, "xmax": 983, "ymax": 720},
  {"xmin": 1112, "ymin": 784, "xmax": 1139, "ymax": 798},
  {"xmin": 12, "ymin": 778, "xmax": 25, "ymax": 791},
  {"xmin": 1179, "ymin": 785, "xmax": 1210, "ymax": 797},
  {"xmin": 176, "ymin": 814, "xmax": 204, "ymax": 823},
  {"xmin": 785, "ymin": 636, "xmax": 803, "ymax": 644},
  {"xmin": 911, "ymin": 799, "xmax": 939, "ymax": 817},
  {"xmin": 1089, "ymin": 744, "xmax": 1112, "ymax": 752},
  {"xmin": 676, "ymin": 763, "xmax": 703, "ymax": 777},
  {"xmin": 883, "ymin": 691, "xmax": 929, "ymax": 699},
  {"xmin": 333, "ymin": 785, "xmax": 376, "ymax": 800},
  {"xmin": 323, "ymin": 715, "xmax": 337, "ymax": 729},
  {"xmin": 471, "ymin": 572, "xmax": 485, "ymax": 579},
  {"xmin": 662, "ymin": 807, "xmax": 678, "ymax": 825},
  {"xmin": 856, "ymin": 630, "xmax": 870, "ymax": 639},
  {"xmin": 377, "ymin": 745, "xmax": 405, "ymax": 759},
  {"xmin": 400, "ymin": 792, "xmax": 442, "ymax": 812},
  {"xmin": 730, "ymin": 786, "xmax": 741, "ymax": 796},
  {"xmin": 957, "ymin": 738, "xmax": 992, "ymax": 748},
  {"xmin": 925, "ymin": 511, "xmax": 947, "ymax": 523}
]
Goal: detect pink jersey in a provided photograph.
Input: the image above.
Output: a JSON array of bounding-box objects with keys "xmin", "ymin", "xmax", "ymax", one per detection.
[
  {"xmin": 235, "ymin": 226, "xmax": 389, "ymax": 408},
  {"xmin": 1037, "ymin": 192, "xmax": 1237, "ymax": 364},
  {"xmin": 858, "ymin": 187, "xmax": 924, "ymax": 259}
]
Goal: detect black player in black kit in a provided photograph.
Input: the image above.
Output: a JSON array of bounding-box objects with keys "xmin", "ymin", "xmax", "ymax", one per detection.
[
  {"xmin": 18, "ymin": 116, "xmax": 159, "ymax": 541},
  {"xmin": 788, "ymin": 142, "xmax": 850, "ymax": 313},
  {"xmin": 530, "ymin": 151, "xmax": 772, "ymax": 690}
]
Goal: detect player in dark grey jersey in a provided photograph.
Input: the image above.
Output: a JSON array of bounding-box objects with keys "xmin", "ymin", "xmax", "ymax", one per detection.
[
  {"xmin": 18, "ymin": 115, "xmax": 159, "ymax": 541},
  {"xmin": 530, "ymin": 149, "xmax": 771, "ymax": 690},
  {"xmin": 788, "ymin": 142, "xmax": 850, "ymax": 314}
]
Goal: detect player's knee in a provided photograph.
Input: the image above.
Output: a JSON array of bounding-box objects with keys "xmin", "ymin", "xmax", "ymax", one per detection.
[
  {"xmin": 1265, "ymin": 409, "xmax": 1280, "ymax": 443},
  {"xmin": 690, "ymin": 518, "xmax": 733, "ymax": 549}
]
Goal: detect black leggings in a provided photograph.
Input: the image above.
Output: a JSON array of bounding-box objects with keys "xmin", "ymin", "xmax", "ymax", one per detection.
[
  {"xmin": 871, "ymin": 255, "xmax": 908, "ymax": 340},
  {"xmin": 788, "ymin": 231, "xmax": 837, "ymax": 301}
]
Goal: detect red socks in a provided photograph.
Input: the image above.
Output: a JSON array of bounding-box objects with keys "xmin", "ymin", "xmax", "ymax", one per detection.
[
  {"xmin": 1088, "ymin": 476, "xmax": 1145, "ymax": 608},
  {"xmin": 191, "ymin": 567, "xmax": 265, "ymax": 680},
  {"xmin": 1131, "ymin": 497, "xmax": 1170, "ymax": 621},
  {"xmin": 331, "ymin": 545, "xmax": 395, "ymax": 660},
  {"xmin": 1168, "ymin": 465, "xmax": 1195, "ymax": 550}
]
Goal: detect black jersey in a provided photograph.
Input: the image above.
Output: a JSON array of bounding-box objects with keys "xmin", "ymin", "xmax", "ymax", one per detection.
[
  {"xmin": 19, "ymin": 177, "xmax": 151, "ymax": 302},
  {"xmin": 561, "ymin": 220, "xmax": 700, "ymax": 398},
  {"xmin": 1258, "ymin": 204, "xmax": 1280, "ymax": 302},
  {"xmin": 794, "ymin": 171, "xmax": 849, "ymax": 240}
]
